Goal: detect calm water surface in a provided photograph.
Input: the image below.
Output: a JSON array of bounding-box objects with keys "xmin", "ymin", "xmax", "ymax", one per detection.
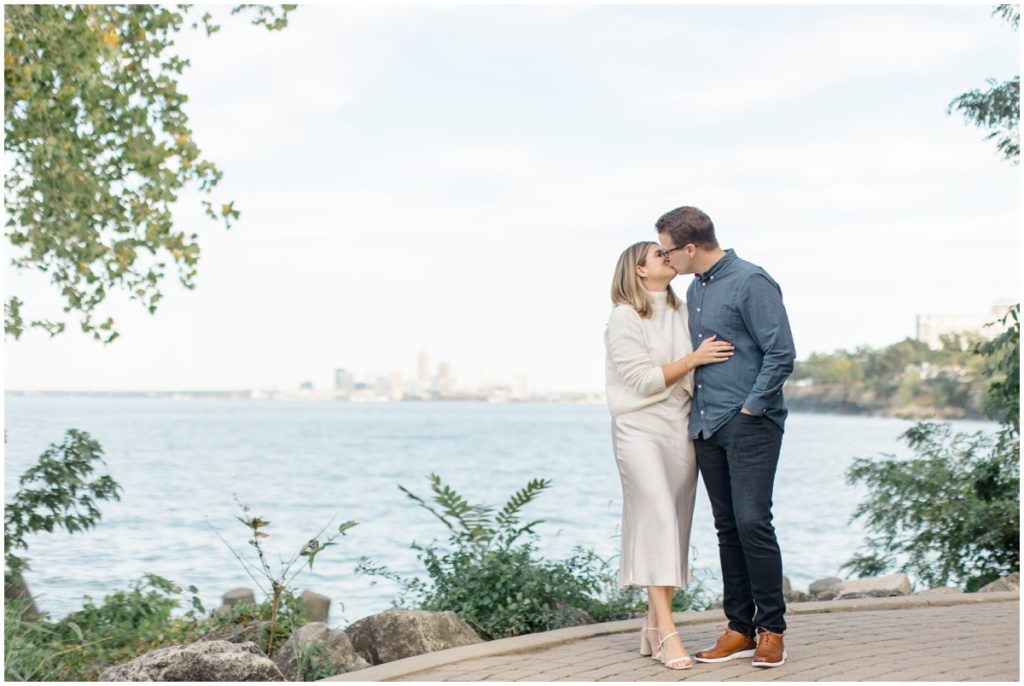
[{"xmin": 3, "ymin": 396, "xmax": 997, "ymax": 627}]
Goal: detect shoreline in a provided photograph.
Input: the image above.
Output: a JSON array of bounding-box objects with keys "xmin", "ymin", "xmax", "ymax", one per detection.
[{"xmin": 4, "ymin": 390, "xmax": 994, "ymax": 421}]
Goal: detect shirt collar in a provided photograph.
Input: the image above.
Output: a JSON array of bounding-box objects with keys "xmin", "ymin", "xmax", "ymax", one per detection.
[{"xmin": 696, "ymin": 248, "xmax": 736, "ymax": 280}]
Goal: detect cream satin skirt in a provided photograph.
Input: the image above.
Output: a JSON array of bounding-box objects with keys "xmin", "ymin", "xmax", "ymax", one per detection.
[{"xmin": 611, "ymin": 400, "xmax": 697, "ymax": 588}]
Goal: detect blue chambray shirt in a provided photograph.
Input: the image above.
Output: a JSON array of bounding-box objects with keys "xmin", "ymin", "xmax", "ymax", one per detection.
[{"xmin": 687, "ymin": 249, "xmax": 796, "ymax": 439}]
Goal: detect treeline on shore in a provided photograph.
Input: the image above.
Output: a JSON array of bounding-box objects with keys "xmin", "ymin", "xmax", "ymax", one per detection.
[{"xmin": 787, "ymin": 333, "xmax": 991, "ymax": 419}]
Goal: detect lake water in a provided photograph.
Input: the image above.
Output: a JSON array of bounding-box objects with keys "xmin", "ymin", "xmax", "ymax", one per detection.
[{"xmin": 3, "ymin": 396, "xmax": 998, "ymax": 628}]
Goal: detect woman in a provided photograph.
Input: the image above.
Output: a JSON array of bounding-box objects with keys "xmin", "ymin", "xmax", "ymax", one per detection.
[{"xmin": 604, "ymin": 241, "xmax": 734, "ymax": 670}]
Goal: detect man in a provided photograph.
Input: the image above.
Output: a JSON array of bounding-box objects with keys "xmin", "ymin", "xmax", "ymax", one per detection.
[{"xmin": 655, "ymin": 206, "xmax": 796, "ymax": 668}]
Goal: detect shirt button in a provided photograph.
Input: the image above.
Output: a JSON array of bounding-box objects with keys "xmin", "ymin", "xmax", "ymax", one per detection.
[
  {"xmin": 700, "ymin": 410, "xmax": 704, "ymax": 414},
  {"xmin": 696, "ymin": 308, "xmax": 700, "ymax": 312},
  {"xmin": 698, "ymin": 334, "xmax": 703, "ymax": 337},
  {"xmin": 698, "ymin": 384, "xmax": 702, "ymax": 389}
]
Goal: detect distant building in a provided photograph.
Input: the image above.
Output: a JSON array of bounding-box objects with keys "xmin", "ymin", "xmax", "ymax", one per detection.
[
  {"xmin": 915, "ymin": 301, "xmax": 1014, "ymax": 348},
  {"xmin": 334, "ymin": 368, "xmax": 355, "ymax": 396},
  {"xmin": 417, "ymin": 350, "xmax": 429, "ymax": 382},
  {"xmin": 511, "ymin": 375, "xmax": 528, "ymax": 400},
  {"xmin": 388, "ymin": 372, "xmax": 406, "ymax": 400},
  {"xmin": 436, "ymin": 361, "xmax": 453, "ymax": 396},
  {"xmin": 299, "ymin": 381, "xmax": 314, "ymax": 390}
]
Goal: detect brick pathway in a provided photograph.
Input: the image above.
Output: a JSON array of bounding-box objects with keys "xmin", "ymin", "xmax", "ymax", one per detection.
[{"xmin": 394, "ymin": 601, "xmax": 1018, "ymax": 682}]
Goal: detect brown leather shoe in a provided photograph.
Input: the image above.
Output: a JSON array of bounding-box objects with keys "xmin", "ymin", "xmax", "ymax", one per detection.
[
  {"xmin": 751, "ymin": 628, "xmax": 786, "ymax": 667},
  {"xmin": 693, "ymin": 627, "xmax": 757, "ymax": 663}
]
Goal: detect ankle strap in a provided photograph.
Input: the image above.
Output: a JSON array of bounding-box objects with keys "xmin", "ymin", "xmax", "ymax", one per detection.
[{"xmin": 657, "ymin": 631, "xmax": 679, "ymax": 647}]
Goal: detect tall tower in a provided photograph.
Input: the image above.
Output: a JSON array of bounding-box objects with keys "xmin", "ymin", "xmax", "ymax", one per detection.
[{"xmin": 417, "ymin": 350, "xmax": 429, "ymax": 382}]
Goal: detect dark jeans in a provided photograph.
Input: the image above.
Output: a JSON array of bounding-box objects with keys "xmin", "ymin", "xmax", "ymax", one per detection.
[{"xmin": 695, "ymin": 411, "xmax": 786, "ymax": 636}]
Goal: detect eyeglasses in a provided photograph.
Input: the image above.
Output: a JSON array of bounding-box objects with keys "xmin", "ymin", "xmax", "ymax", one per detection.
[{"xmin": 656, "ymin": 245, "xmax": 689, "ymax": 258}]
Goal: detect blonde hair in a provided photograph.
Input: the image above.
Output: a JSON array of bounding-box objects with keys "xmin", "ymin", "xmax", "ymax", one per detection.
[{"xmin": 610, "ymin": 241, "xmax": 679, "ymax": 318}]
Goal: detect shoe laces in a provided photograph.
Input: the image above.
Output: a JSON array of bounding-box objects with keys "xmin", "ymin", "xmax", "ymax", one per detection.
[{"xmin": 755, "ymin": 628, "xmax": 781, "ymax": 648}]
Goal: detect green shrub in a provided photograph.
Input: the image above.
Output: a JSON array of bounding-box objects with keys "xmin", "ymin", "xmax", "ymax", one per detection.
[
  {"xmin": 2, "ymin": 573, "xmax": 317, "ymax": 681},
  {"xmin": 293, "ymin": 640, "xmax": 350, "ymax": 681},
  {"xmin": 5, "ymin": 429, "xmax": 122, "ymax": 578},
  {"xmin": 844, "ymin": 305, "xmax": 1020, "ymax": 591},
  {"xmin": 211, "ymin": 494, "xmax": 356, "ymax": 657},
  {"xmin": 5, "ymin": 597, "xmax": 72, "ymax": 681},
  {"xmin": 358, "ymin": 474, "xmax": 712, "ymax": 639},
  {"xmin": 843, "ymin": 422, "xmax": 1019, "ymax": 590},
  {"xmin": 3, "ymin": 573, "xmax": 207, "ymax": 681}
]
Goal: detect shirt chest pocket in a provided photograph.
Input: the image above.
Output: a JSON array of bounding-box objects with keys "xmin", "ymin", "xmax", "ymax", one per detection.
[{"xmin": 719, "ymin": 302, "xmax": 747, "ymax": 338}]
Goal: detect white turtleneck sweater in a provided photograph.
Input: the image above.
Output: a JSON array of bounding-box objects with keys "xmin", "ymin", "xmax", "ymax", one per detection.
[{"xmin": 604, "ymin": 290, "xmax": 694, "ymax": 417}]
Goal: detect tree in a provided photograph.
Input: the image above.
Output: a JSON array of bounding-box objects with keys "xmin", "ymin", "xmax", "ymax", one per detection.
[
  {"xmin": 975, "ymin": 305, "xmax": 1020, "ymax": 433},
  {"xmin": 947, "ymin": 4, "xmax": 1020, "ymax": 164},
  {"xmin": 3, "ymin": 3, "xmax": 295, "ymax": 620},
  {"xmin": 843, "ymin": 310, "xmax": 1020, "ymax": 590},
  {"xmin": 5, "ymin": 430, "xmax": 123, "ymax": 578},
  {"xmin": 4, "ymin": 4, "xmax": 295, "ymax": 343}
]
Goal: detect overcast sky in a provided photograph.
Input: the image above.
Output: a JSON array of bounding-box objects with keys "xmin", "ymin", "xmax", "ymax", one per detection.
[{"xmin": 5, "ymin": 3, "xmax": 1020, "ymax": 393}]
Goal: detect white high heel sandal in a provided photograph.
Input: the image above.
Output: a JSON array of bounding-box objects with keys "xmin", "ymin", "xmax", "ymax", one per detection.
[
  {"xmin": 656, "ymin": 631, "xmax": 693, "ymax": 670},
  {"xmin": 639, "ymin": 617, "xmax": 659, "ymax": 656}
]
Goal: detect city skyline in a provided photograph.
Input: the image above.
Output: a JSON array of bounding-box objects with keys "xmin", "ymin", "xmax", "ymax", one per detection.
[{"xmin": 5, "ymin": 5, "xmax": 1019, "ymax": 394}]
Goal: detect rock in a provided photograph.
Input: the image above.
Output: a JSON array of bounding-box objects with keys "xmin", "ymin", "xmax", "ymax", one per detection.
[
  {"xmin": 554, "ymin": 600, "xmax": 596, "ymax": 626},
  {"xmin": 197, "ymin": 619, "xmax": 274, "ymax": 645},
  {"xmin": 4, "ymin": 568, "xmax": 40, "ymax": 621},
  {"xmin": 784, "ymin": 590, "xmax": 812, "ymax": 603},
  {"xmin": 978, "ymin": 572, "xmax": 1020, "ymax": 593},
  {"xmin": 301, "ymin": 590, "xmax": 331, "ymax": 623},
  {"xmin": 224, "ymin": 587, "xmax": 256, "ymax": 607},
  {"xmin": 835, "ymin": 573, "xmax": 911, "ymax": 600},
  {"xmin": 345, "ymin": 610, "xmax": 483, "ymax": 665},
  {"xmin": 271, "ymin": 622, "xmax": 369, "ymax": 679},
  {"xmin": 916, "ymin": 586, "xmax": 963, "ymax": 595},
  {"xmin": 809, "ymin": 576, "xmax": 843, "ymax": 598},
  {"xmin": 782, "ymin": 576, "xmax": 792, "ymax": 593},
  {"xmin": 99, "ymin": 639, "xmax": 285, "ymax": 681}
]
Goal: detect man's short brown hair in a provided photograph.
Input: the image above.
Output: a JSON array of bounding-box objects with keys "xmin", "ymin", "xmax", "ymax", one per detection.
[{"xmin": 655, "ymin": 206, "xmax": 718, "ymax": 249}]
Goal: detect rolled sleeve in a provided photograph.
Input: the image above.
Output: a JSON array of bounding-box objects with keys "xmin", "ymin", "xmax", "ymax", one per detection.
[{"xmin": 607, "ymin": 307, "xmax": 668, "ymax": 396}]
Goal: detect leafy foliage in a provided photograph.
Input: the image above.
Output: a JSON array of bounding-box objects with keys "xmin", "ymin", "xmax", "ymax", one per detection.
[
  {"xmin": 788, "ymin": 335, "xmax": 989, "ymax": 416},
  {"xmin": 4, "ymin": 429, "xmax": 122, "ymax": 577},
  {"xmin": 844, "ymin": 310, "xmax": 1020, "ymax": 591},
  {"xmin": 946, "ymin": 5, "xmax": 1020, "ymax": 164},
  {"xmin": 359, "ymin": 474, "xmax": 712, "ymax": 640},
  {"xmin": 397, "ymin": 474, "xmax": 551, "ymax": 559},
  {"xmin": 293, "ymin": 641, "xmax": 352, "ymax": 681},
  {"xmin": 842, "ymin": 422, "xmax": 1019, "ymax": 590},
  {"xmin": 208, "ymin": 494, "xmax": 356, "ymax": 657},
  {"xmin": 975, "ymin": 304, "xmax": 1020, "ymax": 432},
  {"xmin": 3, "ymin": 574, "xmax": 314, "ymax": 681},
  {"xmin": 4, "ymin": 4, "xmax": 295, "ymax": 342},
  {"xmin": 4, "ymin": 573, "xmax": 207, "ymax": 681}
]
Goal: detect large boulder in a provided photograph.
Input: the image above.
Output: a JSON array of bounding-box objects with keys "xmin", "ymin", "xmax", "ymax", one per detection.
[
  {"xmin": 809, "ymin": 576, "xmax": 843, "ymax": 599},
  {"xmin": 784, "ymin": 590, "xmax": 812, "ymax": 603},
  {"xmin": 978, "ymin": 572, "xmax": 1020, "ymax": 593},
  {"xmin": 345, "ymin": 610, "xmax": 483, "ymax": 665},
  {"xmin": 99, "ymin": 639, "xmax": 285, "ymax": 681},
  {"xmin": 271, "ymin": 622, "xmax": 369, "ymax": 679},
  {"xmin": 835, "ymin": 573, "xmax": 911, "ymax": 600}
]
